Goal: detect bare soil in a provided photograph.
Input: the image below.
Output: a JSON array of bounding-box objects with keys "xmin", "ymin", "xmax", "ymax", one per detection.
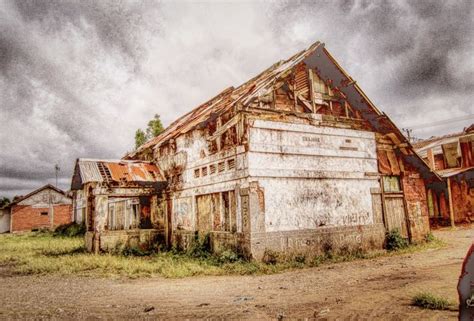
[{"xmin": 0, "ymin": 227, "xmax": 472, "ymax": 320}]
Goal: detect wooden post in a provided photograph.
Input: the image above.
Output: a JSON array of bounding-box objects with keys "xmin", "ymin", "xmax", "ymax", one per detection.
[
  {"xmin": 308, "ymin": 69, "xmax": 315, "ymax": 112},
  {"xmin": 447, "ymin": 177, "xmax": 456, "ymax": 228}
]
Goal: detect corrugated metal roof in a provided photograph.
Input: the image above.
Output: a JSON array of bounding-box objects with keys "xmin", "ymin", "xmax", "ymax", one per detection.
[{"xmin": 73, "ymin": 159, "xmax": 165, "ymax": 188}]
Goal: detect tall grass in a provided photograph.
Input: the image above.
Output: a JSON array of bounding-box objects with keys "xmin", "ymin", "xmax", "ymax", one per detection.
[{"xmin": 0, "ymin": 232, "xmax": 446, "ymax": 279}]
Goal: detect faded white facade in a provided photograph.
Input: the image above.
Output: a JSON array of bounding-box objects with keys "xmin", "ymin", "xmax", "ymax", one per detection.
[{"xmin": 0, "ymin": 208, "xmax": 10, "ymax": 233}]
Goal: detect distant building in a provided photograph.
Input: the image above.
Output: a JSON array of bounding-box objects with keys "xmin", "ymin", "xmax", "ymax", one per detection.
[
  {"xmin": 414, "ymin": 125, "xmax": 474, "ymax": 226},
  {"xmin": 9, "ymin": 184, "xmax": 72, "ymax": 233}
]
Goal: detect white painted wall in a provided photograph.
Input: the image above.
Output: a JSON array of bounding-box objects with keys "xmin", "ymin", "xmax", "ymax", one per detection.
[
  {"xmin": 18, "ymin": 188, "xmax": 71, "ymax": 207},
  {"xmin": 248, "ymin": 119, "xmax": 379, "ymax": 232},
  {"xmin": 73, "ymin": 190, "xmax": 85, "ymax": 223},
  {"xmin": 0, "ymin": 208, "xmax": 10, "ymax": 233}
]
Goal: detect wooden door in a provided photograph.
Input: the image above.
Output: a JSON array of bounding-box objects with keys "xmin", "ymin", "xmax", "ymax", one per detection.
[
  {"xmin": 196, "ymin": 195, "xmax": 212, "ymax": 231},
  {"xmin": 384, "ymin": 195, "xmax": 408, "ymax": 238}
]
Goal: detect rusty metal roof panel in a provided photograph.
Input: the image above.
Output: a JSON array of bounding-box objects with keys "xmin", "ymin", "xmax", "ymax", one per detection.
[
  {"xmin": 74, "ymin": 159, "xmax": 165, "ymax": 186},
  {"xmin": 106, "ymin": 162, "xmax": 164, "ymax": 182}
]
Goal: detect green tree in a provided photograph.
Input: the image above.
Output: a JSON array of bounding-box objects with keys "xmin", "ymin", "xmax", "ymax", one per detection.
[
  {"xmin": 146, "ymin": 114, "xmax": 164, "ymax": 138},
  {"xmin": 134, "ymin": 114, "xmax": 165, "ymax": 150},
  {"xmin": 0, "ymin": 197, "xmax": 10, "ymax": 208},
  {"xmin": 135, "ymin": 129, "xmax": 147, "ymax": 149}
]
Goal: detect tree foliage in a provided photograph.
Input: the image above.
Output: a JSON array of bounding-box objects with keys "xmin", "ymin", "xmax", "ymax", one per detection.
[
  {"xmin": 146, "ymin": 114, "xmax": 164, "ymax": 139},
  {"xmin": 0, "ymin": 197, "xmax": 10, "ymax": 208},
  {"xmin": 135, "ymin": 129, "xmax": 147, "ymax": 150},
  {"xmin": 134, "ymin": 114, "xmax": 164, "ymax": 149}
]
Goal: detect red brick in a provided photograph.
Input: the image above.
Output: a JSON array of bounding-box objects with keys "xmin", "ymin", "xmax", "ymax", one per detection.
[{"xmin": 11, "ymin": 204, "xmax": 72, "ymax": 232}]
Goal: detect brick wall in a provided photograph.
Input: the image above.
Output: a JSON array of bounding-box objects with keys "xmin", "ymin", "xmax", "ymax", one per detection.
[
  {"xmin": 401, "ymin": 167, "xmax": 430, "ymax": 241},
  {"xmin": 11, "ymin": 204, "xmax": 72, "ymax": 232},
  {"xmin": 451, "ymin": 179, "xmax": 474, "ymax": 223}
]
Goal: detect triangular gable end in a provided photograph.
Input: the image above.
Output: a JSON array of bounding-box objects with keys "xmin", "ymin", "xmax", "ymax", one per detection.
[{"xmin": 302, "ymin": 44, "xmax": 441, "ymax": 186}]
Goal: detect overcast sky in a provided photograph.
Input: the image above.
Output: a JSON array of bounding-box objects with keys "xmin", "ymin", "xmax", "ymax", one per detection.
[{"xmin": 1, "ymin": 0, "xmax": 473, "ymax": 198}]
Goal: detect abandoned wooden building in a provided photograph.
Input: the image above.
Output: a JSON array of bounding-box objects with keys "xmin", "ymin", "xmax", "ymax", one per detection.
[
  {"xmin": 414, "ymin": 125, "xmax": 474, "ymax": 227},
  {"xmin": 7, "ymin": 184, "xmax": 72, "ymax": 233},
  {"xmin": 70, "ymin": 159, "xmax": 166, "ymax": 252},
  {"xmin": 117, "ymin": 41, "xmax": 441, "ymax": 259}
]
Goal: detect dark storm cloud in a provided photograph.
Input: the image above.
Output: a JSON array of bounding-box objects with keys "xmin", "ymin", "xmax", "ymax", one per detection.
[{"xmin": 0, "ymin": 0, "xmax": 473, "ymax": 198}]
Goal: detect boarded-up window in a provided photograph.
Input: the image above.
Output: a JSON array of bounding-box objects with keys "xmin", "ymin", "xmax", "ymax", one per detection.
[
  {"xmin": 196, "ymin": 191, "xmax": 237, "ymax": 232},
  {"xmin": 107, "ymin": 199, "xmax": 140, "ymax": 230},
  {"xmin": 383, "ymin": 176, "xmax": 401, "ymax": 193}
]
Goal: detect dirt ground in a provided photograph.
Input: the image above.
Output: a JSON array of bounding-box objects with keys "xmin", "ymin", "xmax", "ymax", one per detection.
[{"xmin": 0, "ymin": 227, "xmax": 472, "ymax": 320}]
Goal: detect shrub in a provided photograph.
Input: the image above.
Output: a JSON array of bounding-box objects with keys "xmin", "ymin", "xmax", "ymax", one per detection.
[
  {"xmin": 187, "ymin": 233, "xmax": 212, "ymax": 258},
  {"xmin": 262, "ymin": 249, "xmax": 278, "ymax": 265},
  {"xmin": 54, "ymin": 222, "xmax": 86, "ymax": 237},
  {"xmin": 412, "ymin": 292, "xmax": 452, "ymax": 310},
  {"xmin": 424, "ymin": 232, "xmax": 436, "ymax": 243},
  {"xmin": 385, "ymin": 229, "xmax": 409, "ymax": 251},
  {"xmin": 122, "ymin": 246, "xmax": 152, "ymax": 257},
  {"xmin": 217, "ymin": 250, "xmax": 240, "ymax": 263}
]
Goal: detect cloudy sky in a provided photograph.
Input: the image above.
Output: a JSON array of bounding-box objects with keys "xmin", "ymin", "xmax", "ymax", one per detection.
[{"xmin": 1, "ymin": 0, "xmax": 473, "ymax": 198}]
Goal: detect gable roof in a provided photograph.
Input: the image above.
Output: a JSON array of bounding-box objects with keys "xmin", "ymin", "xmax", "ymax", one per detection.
[
  {"xmin": 125, "ymin": 41, "xmax": 441, "ymax": 184},
  {"xmin": 71, "ymin": 158, "xmax": 165, "ymax": 190},
  {"xmin": 126, "ymin": 41, "xmax": 323, "ymax": 158},
  {"xmin": 10, "ymin": 184, "xmax": 69, "ymax": 206}
]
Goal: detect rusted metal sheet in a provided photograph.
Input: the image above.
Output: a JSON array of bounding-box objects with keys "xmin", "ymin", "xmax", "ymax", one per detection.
[{"xmin": 71, "ymin": 158, "xmax": 165, "ymax": 190}]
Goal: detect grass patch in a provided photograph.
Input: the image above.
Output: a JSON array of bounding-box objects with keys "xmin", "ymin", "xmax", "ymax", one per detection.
[
  {"xmin": 412, "ymin": 292, "xmax": 453, "ymax": 310},
  {"xmin": 53, "ymin": 222, "xmax": 86, "ymax": 237},
  {"xmin": 0, "ymin": 231, "xmax": 446, "ymax": 279}
]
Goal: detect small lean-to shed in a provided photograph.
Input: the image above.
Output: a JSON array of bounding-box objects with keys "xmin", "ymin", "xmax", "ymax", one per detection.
[
  {"xmin": 125, "ymin": 41, "xmax": 441, "ymax": 260},
  {"xmin": 70, "ymin": 159, "xmax": 167, "ymax": 253},
  {"xmin": 9, "ymin": 184, "xmax": 72, "ymax": 233}
]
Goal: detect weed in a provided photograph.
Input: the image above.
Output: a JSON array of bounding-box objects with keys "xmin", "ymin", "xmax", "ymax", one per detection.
[
  {"xmin": 412, "ymin": 292, "xmax": 452, "ymax": 310},
  {"xmin": 54, "ymin": 222, "xmax": 86, "ymax": 237},
  {"xmin": 262, "ymin": 249, "xmax": 278, "ymax": 265},
  {"xmin": 424, "ymin": 232, "xmax": 436, "ymax": 243},
  {"xmin": 385, "ymin": 229, "xmax": 409, "ymax": 251},
  {"xmin": 186, "ymin": 233, "xmax": 212, "ymax": 258},
  {"xmin": 217, "ymin": 250, "xmax": 240, "ymax": 264}
]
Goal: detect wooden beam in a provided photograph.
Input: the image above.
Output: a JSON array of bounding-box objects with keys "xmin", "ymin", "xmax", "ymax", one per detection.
[
  {"xmin": 447, "ymin": 177, "xmax": 456, "ymax": 228},
  {"xmin": 296, "ymin": 94, "xmax": 313, "ymax": 113},
  {"xmin": 207, "ymin": 114, "xmax": 240, "ymax": 141},
  {"xmin": 308, "ymin": 69, "xmax": 315, "ymax": 112}
]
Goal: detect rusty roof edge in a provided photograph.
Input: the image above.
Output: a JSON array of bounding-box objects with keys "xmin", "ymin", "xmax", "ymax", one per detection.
[{"xmin": 125, "ymin": 86, "xmax": 235, "ymax": 158}]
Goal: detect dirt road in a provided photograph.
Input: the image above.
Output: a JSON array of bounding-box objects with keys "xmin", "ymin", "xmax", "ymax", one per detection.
[{"xmin": 0, "ymin": 227, "xmax": 472, "ymax": 320}]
